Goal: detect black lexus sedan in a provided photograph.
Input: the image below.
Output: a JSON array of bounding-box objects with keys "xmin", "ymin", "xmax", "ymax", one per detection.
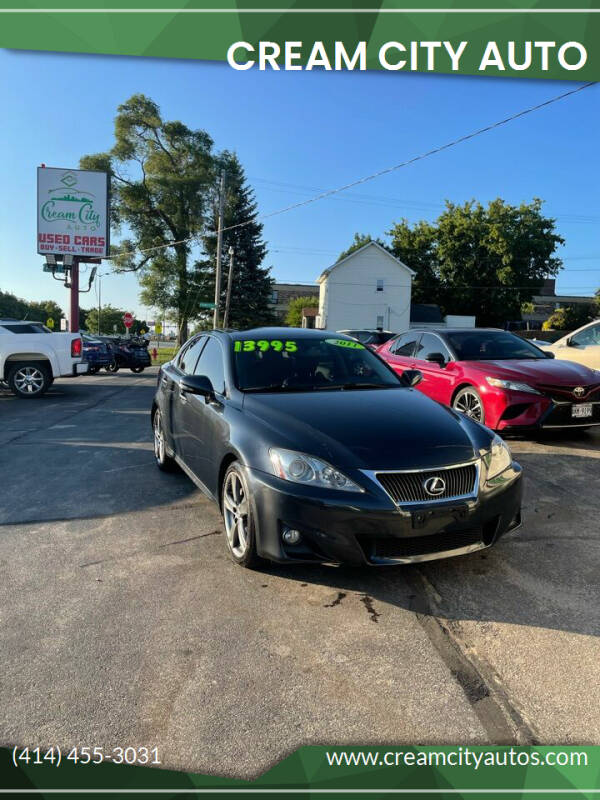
[{"xmin": 151, "ymin": 328, "xmax": 522, "ymax": 568}]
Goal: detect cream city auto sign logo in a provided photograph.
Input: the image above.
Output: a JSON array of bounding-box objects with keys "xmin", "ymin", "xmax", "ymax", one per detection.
[
  {"xmin": 423, "ymin": 476, "xmax": 446, "ymax": 496},
  {"xmin": 573, "ymin": 386, "xmax": 586, "ymax": 398},
  {"xmin": 40, "ymin": 172, "xmax": 102, "ymax": 230}
]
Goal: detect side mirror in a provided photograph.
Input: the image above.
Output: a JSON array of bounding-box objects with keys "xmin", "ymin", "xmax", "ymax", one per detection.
[
  {"xmin": 425, "ymin": 352, "xmax": 446, "ymax": 367},
  {"xmin": 179, "ymin": 374, "xmax": 214, "ymax": 397},
  {"xmin": 545, "ymin": 350, "xmax": 555, "ymax": 359},
  {"xmin": 401, "ymin": 369, "xmax": 423, "ymax": 388},
  {"xmin": 566, "ymin": 338, "xmax": 578, "ymax": 347}
]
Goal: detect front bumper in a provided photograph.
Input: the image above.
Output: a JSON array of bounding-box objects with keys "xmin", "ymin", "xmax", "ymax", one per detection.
[
  {"xmin": 485, "ymin": 387, "xmax": 600, "ymax": 431},
  {"xmin": 246, "ymin": 462, "xmax": 522, "ymax": 566}
]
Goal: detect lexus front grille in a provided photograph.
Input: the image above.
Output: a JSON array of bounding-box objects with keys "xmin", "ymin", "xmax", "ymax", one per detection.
[{"xmin": 373, "ymin": 462, "xmax": 479, "ymax": 505}]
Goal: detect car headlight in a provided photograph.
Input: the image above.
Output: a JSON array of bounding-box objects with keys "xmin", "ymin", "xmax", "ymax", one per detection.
[
  {"xmin": 484, "ymin": 435, "xmax": 512, "ymax": 480},
  {"xmin": 485, "ymin": 377, "xmax": 541, "ymax": 395},
  {"xmin": 269, "ymin": 448, "xmax": 364, "ymax": 492}
]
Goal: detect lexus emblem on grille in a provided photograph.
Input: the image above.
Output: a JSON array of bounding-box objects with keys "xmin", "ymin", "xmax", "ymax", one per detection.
[
  {"xmin": 423, "ymin": 476, "xmax": 446, "ymax": 496},
  {"xmin": 573, "ymin": 386, "xmax": 585, "ymax": 398}
]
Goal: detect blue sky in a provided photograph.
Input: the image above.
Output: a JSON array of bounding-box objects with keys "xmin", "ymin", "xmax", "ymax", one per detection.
[{"xmin": 1, "ymin": 48, "xmax": 598, "ymax": 322}]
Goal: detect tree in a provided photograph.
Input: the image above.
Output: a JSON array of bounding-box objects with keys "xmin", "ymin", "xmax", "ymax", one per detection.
[
  {"xmin": 285, "ymin": 296, "xmax": 319, "ymax": 327},
  {"xmin": 0, "ymin": 290, "xmax": 64, "ymax": 328},
  {"xmin": 192, "ymin": 152, "xmax": 276, "ymax": 330},
  {"xmin": 388, "ymin": 199, "xmax": 564, "ymax": 327},
  {"xmin": 542, "ymin": 305, "xmax": 595, "ymax": 331},
  {"xmin": 86, "ymin": 304, "xmax": 131, "ymax": 335},
  {"xmin": 80, "ymin": 94, "xmax": 215, "ymax": 345},
  {"xmin": 337, "ymin": 233, "xmax": 389, "ymax": 261}
]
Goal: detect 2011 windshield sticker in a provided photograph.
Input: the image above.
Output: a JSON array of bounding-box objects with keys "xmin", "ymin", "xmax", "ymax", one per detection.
[
  {"xmin": 325, "ymin": 339, "xmax": 365, "ymax": 349},
  {"xmin": 234, "ymin": 340, "xmax": 298, "ymax": 352}
]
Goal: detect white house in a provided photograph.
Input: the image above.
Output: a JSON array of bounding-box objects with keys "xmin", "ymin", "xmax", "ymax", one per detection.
[{"xmin": 316, "ymin": 242, "xmax": 415, "ymax": 332}]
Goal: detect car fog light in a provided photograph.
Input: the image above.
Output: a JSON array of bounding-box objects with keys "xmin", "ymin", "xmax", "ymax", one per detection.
[{"xmin": 282, "ymin": 528, "xmax": 302, "ymax": 545}]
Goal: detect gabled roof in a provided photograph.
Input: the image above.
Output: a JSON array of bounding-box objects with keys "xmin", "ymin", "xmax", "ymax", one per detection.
[{"xmin": 316, "ymin": 240, "xmax": 416, "ymax": 283}]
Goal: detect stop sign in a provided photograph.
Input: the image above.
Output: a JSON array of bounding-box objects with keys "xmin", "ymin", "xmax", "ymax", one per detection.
[{"xmin": 123, "ymin": 312, "xmax": 134, "ymax": 329}]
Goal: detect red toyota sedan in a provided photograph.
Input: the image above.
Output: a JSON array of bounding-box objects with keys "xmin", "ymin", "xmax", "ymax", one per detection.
[{"xmin": 377, "ymin": 328, "xmax": 600, "ymax": 432}]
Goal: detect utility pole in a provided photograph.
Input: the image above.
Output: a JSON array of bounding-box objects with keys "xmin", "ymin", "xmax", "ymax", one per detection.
[
  {"xmin": 213, "ymin": 171, "xmax": 226, "ymax": 329},
  {"xmin": 223, "ymin": 247, "xmax": 235, "ymax": 330},
  {"xmin": 98, "ymin": 273, "xmax": 102, "ymax": 335}
]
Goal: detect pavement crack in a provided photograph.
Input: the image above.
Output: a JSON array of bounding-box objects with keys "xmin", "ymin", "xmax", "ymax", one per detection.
[
  {"xmin": 159, "ymin": 530, "xmax": 221, "ymax": 548},
  {"xmin": 360, "ymin": 594, "xmax": 381, "ymax": 623},
  {"xmin": 324, "ymin": 591, "xmax": 347, "ymax": 608},
  {"xmin": 407, "ymin": 568, "xmax": 540, "ymax": 745}
]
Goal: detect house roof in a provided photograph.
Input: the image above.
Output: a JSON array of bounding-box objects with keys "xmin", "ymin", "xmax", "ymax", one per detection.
[
  {"xmin": 410, "ymin": 303, "xmax": 444, "ymax": 323},
  {"xmin": 316, "ymin": 241, "xmax": 416, "ymax": 283}
]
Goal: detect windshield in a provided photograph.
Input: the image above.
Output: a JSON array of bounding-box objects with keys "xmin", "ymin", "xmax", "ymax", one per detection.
[
  {"xmin": 233, "ymin": 335, "xmax": 401, "ymax": 392},
  {"xmin": 446, "ymin": 331, "xmax": 548, "ymax": 361}
]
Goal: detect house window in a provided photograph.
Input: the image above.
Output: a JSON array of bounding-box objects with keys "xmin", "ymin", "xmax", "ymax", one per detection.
[
  {"xmin": 271, "ymin": 290, "xmax": 279, "ymax": 303},
  {"xmin": 376, "ymin": 315, "xmax": 384, "ymax": 329},
  {"xmin": 376, "ymin": 279, "xmax": 384, "ymax": 292}
]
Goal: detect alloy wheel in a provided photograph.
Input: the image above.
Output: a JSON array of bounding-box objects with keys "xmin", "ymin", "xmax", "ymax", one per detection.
[
  {"xmin": 454, "ymin": 389, "xmax": 484, "ymax": 422},
  {"xmin": 223, "ymin": 471, "xmax": 250, "ymax": 558},
  {"xmin": 153, "ymin": 411, "xmax": 165, "ymax": 463},
  {"xmin": 14, "ymin": 366, "xmax": 45, "ymax": 395}
]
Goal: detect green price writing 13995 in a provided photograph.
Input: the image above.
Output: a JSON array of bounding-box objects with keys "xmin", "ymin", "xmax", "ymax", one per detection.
[{"xmin": 234, "ymin": 340, "xmax": 298, "ymax": 353}]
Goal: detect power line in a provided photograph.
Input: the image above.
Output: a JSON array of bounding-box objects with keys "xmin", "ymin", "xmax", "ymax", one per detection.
[
  {"xmin": 252, "ymin": 177, "xmax": 600, "ymax": 223},
  {"xmin": 106, "ymin": 80, "xmax": 597, "ymax": 262}
]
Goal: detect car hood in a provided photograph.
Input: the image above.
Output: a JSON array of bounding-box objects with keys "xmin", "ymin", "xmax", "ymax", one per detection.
[
  {"xmin": 243, "ymin": 388, "xmax": 490, "ymax": 471},
  {"xmin": 464, "ymin": 358, "xmax": 599, "ymax": 385}
]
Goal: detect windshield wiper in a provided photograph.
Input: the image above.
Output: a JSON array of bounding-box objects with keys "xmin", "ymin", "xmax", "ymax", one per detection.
[
  {"xmin": 243, "ymin": 383, "xmax": 315, "ymax": 393},
  {"xmin": 315, "ymin": 382, "xmax": 397, "ymax": 391}
]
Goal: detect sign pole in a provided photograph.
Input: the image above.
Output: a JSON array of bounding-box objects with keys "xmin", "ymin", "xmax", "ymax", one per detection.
[
  {"xmin": 98, "ymin": 273, "xmax": 102, "ymax": 335},
  {"xmin": 70, "ymin": 257, "xmax": 80, "ymax": 333}
]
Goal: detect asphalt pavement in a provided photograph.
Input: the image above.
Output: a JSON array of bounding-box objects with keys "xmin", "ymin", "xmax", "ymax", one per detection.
[{"xmin": 1, "ymin": 369, "xmax": 599, "ymax": 778}]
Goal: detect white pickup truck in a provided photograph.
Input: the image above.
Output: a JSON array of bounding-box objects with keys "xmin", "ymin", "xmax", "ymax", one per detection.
[{"xmin": 0, "ymin": 319, "xmax": 88, "ymax": 398}]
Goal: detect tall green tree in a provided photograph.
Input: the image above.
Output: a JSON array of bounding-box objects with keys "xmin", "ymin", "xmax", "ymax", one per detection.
[
  {"xmin": 80, "ymin": 94, "xmax": 215, "ymax": 345},
  {"xmin": 192, "ymin": 152, "xmax": 275, "ymax": 329},
  {"xmin": 388, "ymin": 199, "xmax": 564, "ymax": 327}
]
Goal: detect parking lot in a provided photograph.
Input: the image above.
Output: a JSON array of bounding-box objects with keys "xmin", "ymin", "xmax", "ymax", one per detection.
[{"xmin": 1, "ymin": 367, "xmax": 599, "ymax": 778}]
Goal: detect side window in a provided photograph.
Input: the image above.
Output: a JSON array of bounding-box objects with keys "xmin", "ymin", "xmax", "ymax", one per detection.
[
  {"xmin": 415, "ymin": 333, "xmax": 451, "ymax": 361},
  {"xmin": 572, "ymin": 324, "xmax": 600, "ymax": 347},
  {"xmin": 194, "ymin": 337, "xmax": 226, "ymax": 395},
  {"xmin": 178, "ymin": 336, "xmax": 206, "ymax": 373},
  {"xmin": 390, "ymin": 333, "xmax": 419, "ymax": 357},
  {"xmin": 376, "ymin": 279, "xmax": 384, "ymax": 292}
]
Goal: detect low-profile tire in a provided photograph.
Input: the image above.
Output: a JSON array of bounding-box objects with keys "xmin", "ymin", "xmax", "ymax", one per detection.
[
  {"xmin": 221, "ymin": 463, "xmax": 261, "ymax": 569},
  {"xmin": 153, "ymin": 408, "xmax": 178, "ymax": 472},
  {"xmin": 452, "ymin": 385, "xmax": 485, "ymax": 425},
  {"xmin": 7, "ymin": 362, "xmax": 52, "ymax": 399},
  {"xmin": 131, "ymin": 366, "xmax": 144, "ymax": 373}
]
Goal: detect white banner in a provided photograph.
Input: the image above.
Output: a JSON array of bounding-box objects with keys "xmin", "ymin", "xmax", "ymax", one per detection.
[{"xmin": 37, "ymin": 167, "xmax": 109, "ymax": 258}]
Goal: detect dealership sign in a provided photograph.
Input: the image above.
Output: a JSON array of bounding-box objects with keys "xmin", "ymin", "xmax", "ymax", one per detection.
[{"xmin": 37, "ymin": 167, "xmax": 110, "ymax": 258}]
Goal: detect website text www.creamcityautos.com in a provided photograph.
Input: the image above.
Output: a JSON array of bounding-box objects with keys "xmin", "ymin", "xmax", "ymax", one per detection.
[{"xmin": 325, "ymin": 748, "xmax": 588, "ymax": 770}]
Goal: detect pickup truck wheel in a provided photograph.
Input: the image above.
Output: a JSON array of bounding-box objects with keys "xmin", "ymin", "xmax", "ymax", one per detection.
[
  {"xmin": 7, "ymin": 362, "xmax": 51, "ymax": 399},
  {"xmin": 130, "ymin": 366, "xmax": 144, "ymax": 373},
  {"xmin": 106, "ymin": 361, "xmax": 119, "ymax": 373},
  {"xmin": 88, "ymin": 366, "xmax": 99, "ymax": 375}
]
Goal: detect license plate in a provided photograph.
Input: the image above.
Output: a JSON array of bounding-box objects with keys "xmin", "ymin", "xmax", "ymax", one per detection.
[{"xmin": 572, "ymin": 404, "xmax": 593, "ymax": 419}]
